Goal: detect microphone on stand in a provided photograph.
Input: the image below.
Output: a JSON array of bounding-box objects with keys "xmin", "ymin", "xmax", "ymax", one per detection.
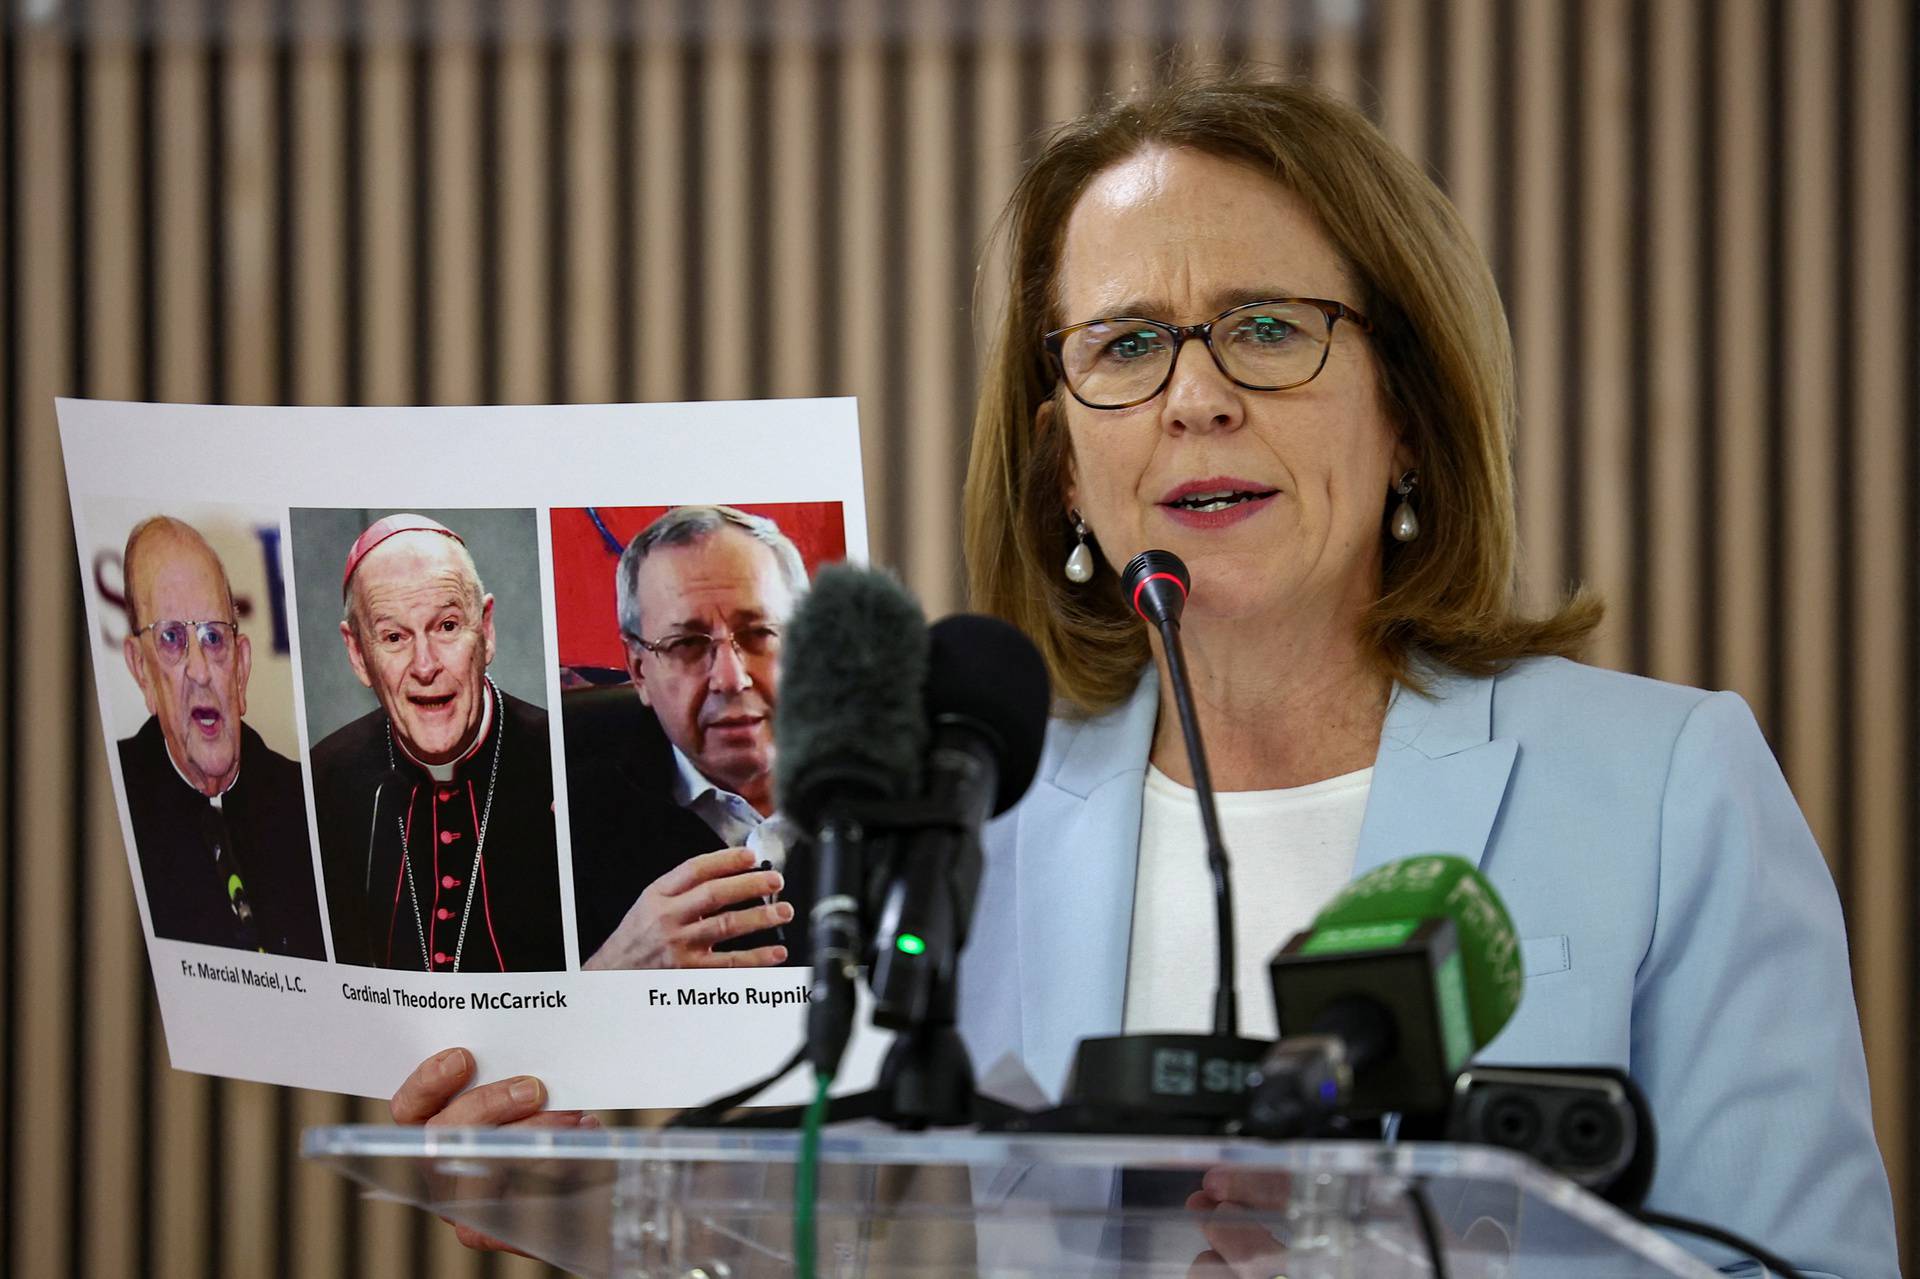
[
  {"xmin": 1123, "ymin": 549, "xmax": 1241, "ymax": 1037},
  {"xmin": 773, "ymin": 565, "xmax": 930, "ymax": 1082},
  {"xmin": 869, "ymin": 614, "xmax": 1050, "ymax": 1030},
  {"xmin": 1051, "ymin": 549, "xmax": 1274, "ymax": 1134},
  {"xmin": 864, "ymin": 614, "xmax": 1051, "ymax": 1127}
]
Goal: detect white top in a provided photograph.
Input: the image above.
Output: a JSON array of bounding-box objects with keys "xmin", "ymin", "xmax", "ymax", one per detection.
[{"xmin": 1123, "ymin": 763, "xmax": 1371, "ymax": 1041}]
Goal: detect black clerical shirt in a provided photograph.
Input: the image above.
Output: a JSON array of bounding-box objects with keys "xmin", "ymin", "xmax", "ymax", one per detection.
[
  {"xmin": 311, "ymin": 684, "xmax": 566, "ymax": 973},
  {"xmin": 117, "ymin": 716, "xmax": 325, "ymax": 958}
]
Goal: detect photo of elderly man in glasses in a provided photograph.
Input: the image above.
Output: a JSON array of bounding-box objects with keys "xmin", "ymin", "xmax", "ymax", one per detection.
[
  {"xmin": 563, "ymin": 505, "xmax": 819, "ymax": 971},
  {"xmin": 116, "ymin": 515, "xmax": 325, "ymax": 958}
]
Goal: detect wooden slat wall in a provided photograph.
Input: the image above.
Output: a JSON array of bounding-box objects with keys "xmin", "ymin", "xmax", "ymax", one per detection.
[{"xmin": 1, "ymin": 1, "xmax": 1913, "ymax": 1274}]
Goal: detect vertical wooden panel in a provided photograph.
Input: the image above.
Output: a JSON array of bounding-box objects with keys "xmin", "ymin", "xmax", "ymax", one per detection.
[
  {"xmin": 767, "ymin": 2, "xmax": 821, "ymax": 399},
  {"xmin": 1904, "ymin": 6, "xmax": 1920, "ymax": 1263},
  {"xmin": 1235, "ymin": 0, "xmax": 1286, "ymax": 74},
  {"xmin": 839, "ymin": 0, "xmax": 888, "ymax": 553},
  {"xmin": 564, "ymin": 0, "xmax": 615, "ymax": 405},
  {"xmin": 1042, "ymin": 0, "xmax": 1095, "ymax": 129},
  {"xmin": 699, "ymin": 0, "xmax": 751, "ymax": 402},
  {"xmin": 1577, "ymin": 0, "xmax": 1631, "ymax": 674},
  {"xmin": 292, "ymin": 1, "xmax": 343, "ymax": 408},
  {"xmin": 1780, "ymin": 0, "xmax": 1843, "ymax": 870},
  {"xmin": 1510, "ymin": 0, "xmax": 1562, "ymax": 611},
  {"xmin": 1180, "ymin": 0, "xmax": 1233, "ymax": 71},
  {"xmin": 78, "ymin": 13, "xmax": 141, "ymax": 1278},
  {"xmin": 496, "ymin": 3, "xmax": 548, "ymax": 404},
  {"xmin": 967, "ymin": 0, "xmax": 1021, "ymax": 489},
  {"xmin": 943, "ymin": 9, "xmax": 978, "ymax": 609},
  {"xmin": 1373, "ymin": 0, "xmax": 1424, "ymax": 170},
  {"xmin": 875, "ymin": 11, "xmax": 908, "ymax": 562},
  {"xmin": 904, "ymin": 0, "xmax": 959, "ymax": 611},
  {"xmin": 356, "ymin": 0, "xmax": 414, "ymax": 409},
  {"xmin": 1852, "ymin": 0, "xmax": 1912, "ymax": 1229},
  {"xmin": 1711, "ymin": 0, "xmax": 1771, "ymax": 717},
  {"xmin": 1644, "ymin": 0, "xmax": 1700, "ymax": 689},
  {"xmin": 426, "ymin": 1, "xmax": 481, "ymax": 406},
  {"xmin": 0, "ymin": 7, "xmax": 15, "ymax": 1276},
  {"xmin": 15, "ymin": 19, "xmax": 72, "ymax": 1279},
  {"xmin": 636, "ymin": 0, "xmax": 685, "ymax": 401},
  {"xmin": 1441, "ymin": 0, "xmax": 1493, "ymax": 254},
  {"xmin": 1311, "ymin": 0, "xmax": 1365, "ymax": 108}
]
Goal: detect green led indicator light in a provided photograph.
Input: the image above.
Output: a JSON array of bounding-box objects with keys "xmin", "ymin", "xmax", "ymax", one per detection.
[{"xmin": 895, "ymin": 933, "xmax": 927, "ymax": 956}]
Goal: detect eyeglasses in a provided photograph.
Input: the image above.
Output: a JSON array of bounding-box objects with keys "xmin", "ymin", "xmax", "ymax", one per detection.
[
  {"xmin": 134, "ymin": 619, "xmax": 239, "ymax": 666},
  {"xmin": 1043, "ymin": 296, "xmax": 1373, "ymax": 410},
  {"xmin": 631, "ymin": 623, "xmax": 782, "ymax": 673}
]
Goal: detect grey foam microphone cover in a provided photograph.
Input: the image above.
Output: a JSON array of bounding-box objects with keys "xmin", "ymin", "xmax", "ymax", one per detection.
[{"xmin": 774, "ymin": 564, "xmax": 930, "ymax": 826}]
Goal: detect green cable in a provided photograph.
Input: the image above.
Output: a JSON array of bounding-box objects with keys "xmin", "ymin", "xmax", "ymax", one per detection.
[{"xmin": 794, "ymin": 1071, "xmax": 831, "ymax": 1279}]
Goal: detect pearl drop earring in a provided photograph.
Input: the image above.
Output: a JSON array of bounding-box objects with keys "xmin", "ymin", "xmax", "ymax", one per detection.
[
  {"xmin": 1390, "ymin": 470, "xmax": 1421, "ymax": 542},
  {"xmin": 1065, "ymin": 509, "xmax": 1095, "ymax": 583}
]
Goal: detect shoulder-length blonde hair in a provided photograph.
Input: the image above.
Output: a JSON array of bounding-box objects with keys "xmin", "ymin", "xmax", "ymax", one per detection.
[{"xmin": 964, "ymin": 73, "xmax": 1600, "ymax": 715}]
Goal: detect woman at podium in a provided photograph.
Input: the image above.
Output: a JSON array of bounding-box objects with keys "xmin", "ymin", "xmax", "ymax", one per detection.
[{"xmin": 393, "ymin": 73, "xmax": 1897, "ymax": 1277}]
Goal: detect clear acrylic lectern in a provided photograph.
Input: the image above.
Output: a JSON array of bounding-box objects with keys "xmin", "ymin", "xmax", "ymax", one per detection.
[{"xmin": 303, "ymin": 1125, "xmax": 1717, "ymax": 1278}]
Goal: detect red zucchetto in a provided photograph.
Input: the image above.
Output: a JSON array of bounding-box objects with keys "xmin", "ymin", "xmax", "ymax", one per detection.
[{"xmin": 341, "ymin": 513, "xmax": 465, "ymax": 599}]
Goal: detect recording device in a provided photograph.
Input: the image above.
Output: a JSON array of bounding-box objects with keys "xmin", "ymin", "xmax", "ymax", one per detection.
[
  {"xmin": 1445, "ymin": 1065, "xmax": 1655, "ymax": 1208},
  {"xmin": 1245, "ymin": 854, "xmax": 1523, "ymax": 1134},
  {"xmin": 774, "ymin": 566, "xmax": 930, "ymax": 1081},
  {"xmin": 1055, "ymin": 550, "xmax": 1275, "ymax": 1133}
]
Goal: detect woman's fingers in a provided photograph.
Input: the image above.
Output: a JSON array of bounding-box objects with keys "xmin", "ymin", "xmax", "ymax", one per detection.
[
  {"xmin": 424, "ymin": 1075, "xmax": 548, "ymax": 1128},
  {"xmin": 393, "ymin": 1055, "xmax": 599, "ymax": 1258},
  {"xmin": 390, "ymin": 1046, "xmax": 475, "ymax": 1124},
  {"xmin": 1198, "ymin": 1167, "xmax": 1293, "ymax": 1209},
  {"xmin": 448, "ymin": 1219, "xmax": 534, "ymax": 1258},
  {"xmin": 503, "ymin": 1110, "xmax": 601, "ymax": 1131},
  {"xmin": 1198, "ymin": 1205, "xmax": 1289, "ymax": 1276},
  {"xmin": 1184, "ymin": 1248, "xmax": 1233, "ymax": 1278}
]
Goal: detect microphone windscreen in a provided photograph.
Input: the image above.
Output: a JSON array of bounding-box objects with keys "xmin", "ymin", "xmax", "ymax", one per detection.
[
  {"xmin": 775, "ymin": 564, "xmax": 930, "ymax": 826},
  {"xmin": 924, "ymin": 614, "xmax": 1051, "ymax": 815},
  {"xmin": 1311, "ymin": 854, "xmax": 1523, "ymax": 1050}
]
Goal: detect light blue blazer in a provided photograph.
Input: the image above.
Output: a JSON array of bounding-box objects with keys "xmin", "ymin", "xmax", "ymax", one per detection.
[{"xmin": 957, "ymin": 656, "xmax": 1898, "ymax": 1278}]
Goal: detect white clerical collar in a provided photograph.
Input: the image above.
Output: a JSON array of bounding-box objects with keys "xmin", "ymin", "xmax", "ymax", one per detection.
[
  {"xmin": 395, "ymin": 682, "xmax": 495, "ymax": 783},
  {"xmin": 169, "ymin": 743, "xmax": 238, "ymax": 809}
]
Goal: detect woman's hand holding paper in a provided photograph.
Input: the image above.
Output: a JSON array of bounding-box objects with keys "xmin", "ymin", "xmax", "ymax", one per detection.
[{"xmin": 388, "ymin": 1045, "xmax": 600, "ymax": 1256}]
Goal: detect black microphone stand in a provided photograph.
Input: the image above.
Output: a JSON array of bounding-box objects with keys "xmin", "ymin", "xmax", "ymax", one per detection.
[
  {"xmin": 1044, "ymin": 550, "xmax": 1274, "ymax": 1135},
  {"xmin": 1149, "ymin": 575, "xmax": 1241, "ymax": 1038},
  {"xmin": 722, "ymin": 791, "xmax": 1025, "ymax": 1132}
]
